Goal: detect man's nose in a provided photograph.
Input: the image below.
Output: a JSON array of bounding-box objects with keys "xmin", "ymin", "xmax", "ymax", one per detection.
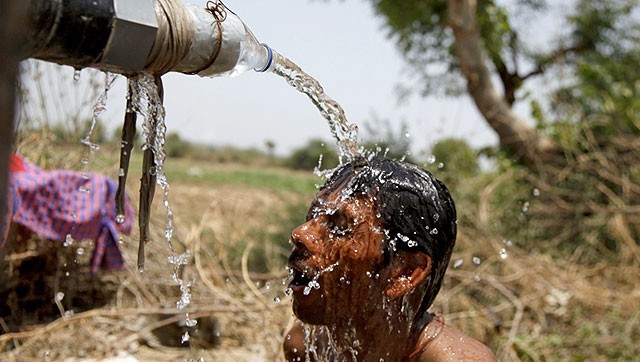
[{"xmin": 291, "ymin": 219, "xmax": 321, "ymax": 251}]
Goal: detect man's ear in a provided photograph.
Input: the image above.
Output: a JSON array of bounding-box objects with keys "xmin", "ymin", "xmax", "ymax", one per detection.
[{"xmin": 385, "ymin": 251, "xmax": 432, "ymax": 300}]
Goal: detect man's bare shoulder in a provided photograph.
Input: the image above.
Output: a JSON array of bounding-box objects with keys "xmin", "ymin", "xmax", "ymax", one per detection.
[{"xmin": 419, "ymin": 324, "xmax": 496, "ymax": 362}]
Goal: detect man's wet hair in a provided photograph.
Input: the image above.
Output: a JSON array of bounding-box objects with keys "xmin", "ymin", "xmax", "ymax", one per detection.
[{"xmin": 320, "ymin": 156, "xmax": 457, "ymax": 320}]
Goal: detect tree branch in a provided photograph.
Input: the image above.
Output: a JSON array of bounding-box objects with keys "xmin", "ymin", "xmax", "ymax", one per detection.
[
  {"xmin": 447, "ymin": 0, "xmax": 558, "ymax": 169},
  {"xmin": 521, "ymin": 44, "xmax": 585, "ymax": 81}
]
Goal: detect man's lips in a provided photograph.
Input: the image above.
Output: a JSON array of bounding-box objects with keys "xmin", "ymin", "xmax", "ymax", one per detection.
[
  {"xmin": 289, "ymin": 269, "xmax": 312, "ymax": 289},
  {"xmin": 287, "ymin": 261, "xmax": 318, "ymax": 292}
]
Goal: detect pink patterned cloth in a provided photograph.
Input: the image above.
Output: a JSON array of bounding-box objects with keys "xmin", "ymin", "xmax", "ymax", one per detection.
[{"xmin": 3, "ymin": 155, "xmax": 134, "ymax": 273}]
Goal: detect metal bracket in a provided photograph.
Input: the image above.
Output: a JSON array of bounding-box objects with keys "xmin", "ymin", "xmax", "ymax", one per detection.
[{"xmin": 101, "ymin": 0, "xmax": 158, "ymax": 72}]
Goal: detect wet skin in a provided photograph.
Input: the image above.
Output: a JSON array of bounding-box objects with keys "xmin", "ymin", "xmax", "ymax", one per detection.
[
  {"xmin": 288, "ymin": 183, "xmax": 389, "ymax": 327},
  {"xmin": 285, "ymin": 182, "xmax": 496, "ymax": 361}
]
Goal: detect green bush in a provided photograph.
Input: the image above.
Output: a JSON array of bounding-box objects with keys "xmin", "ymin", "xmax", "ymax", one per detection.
[{"xmin": 285, "ymin": 138, "xmax": 339, "ymax": 170}]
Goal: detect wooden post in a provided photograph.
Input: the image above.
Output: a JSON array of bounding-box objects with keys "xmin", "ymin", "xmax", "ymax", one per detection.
[{"xmin": 0, "ymin": 1, "xmax": 27, "ymax": 248}]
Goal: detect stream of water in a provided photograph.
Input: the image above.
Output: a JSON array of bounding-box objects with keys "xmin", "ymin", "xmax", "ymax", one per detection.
[
  {"xmin": 270, "ymin": 51, "xmax": 361, "ymax": 162},
  {"xmin": 130, "ymin": 73, "xmax": 195, "ymax": 316}
]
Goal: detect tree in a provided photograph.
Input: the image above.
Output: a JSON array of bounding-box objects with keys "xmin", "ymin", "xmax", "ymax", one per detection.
[
  {"xmin": 368, "ymin": 0, "xmax": 640, "ymax": 260},
  {"xmin": 369, "ymin": 0, "xmax": 639, "ymax": 169},
  {"xmin": 285, "ymin": 139, "xmax": 339, "ymax": 170},
  {"xmin": 265, "ymin": 140, "xmax": 276, "ymax": 159},
  {"xmin": 164, "ymin": 132, "xmax": 192, "ymax": 158},
  {"xmin": 428, "ymin": 138, "xmax": 478, "ymax": 176}
]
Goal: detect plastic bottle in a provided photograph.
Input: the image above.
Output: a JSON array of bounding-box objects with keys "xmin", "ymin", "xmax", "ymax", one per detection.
[{"xmin": 174, "ymin": 4, "xmax": 276, "ymax": 78}]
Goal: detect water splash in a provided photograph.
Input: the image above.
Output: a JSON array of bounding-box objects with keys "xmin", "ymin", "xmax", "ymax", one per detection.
[
  {"xmin": 270, "ymin": 52, "xmax": 360, "ymax": 161},
  {"xmin": 303, "ymin": 261, "xmax": 339, "ymax": 296},
  {"xmin": 302, "ymin": 324, "xmax": 361, "ymax": 362}
]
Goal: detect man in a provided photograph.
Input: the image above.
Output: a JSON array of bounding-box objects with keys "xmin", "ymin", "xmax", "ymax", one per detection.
[{"xmin": 284, "ymin": 157, "xmax": 495, "ymax": 361}]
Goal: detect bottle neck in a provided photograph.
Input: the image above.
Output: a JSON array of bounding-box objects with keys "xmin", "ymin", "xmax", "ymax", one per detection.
[{"xmin": 254, "ymin": 44, "xmax": 274, "ymax": 73}]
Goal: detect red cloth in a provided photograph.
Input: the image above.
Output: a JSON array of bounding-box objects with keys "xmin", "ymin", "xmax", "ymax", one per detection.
[{"xmin": 4, "ymin": 155, "xmax": 134, "ymax": 272}]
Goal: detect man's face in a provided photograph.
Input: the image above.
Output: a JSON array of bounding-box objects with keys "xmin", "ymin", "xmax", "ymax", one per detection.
[{"xmin": 287, "ymin": 181, "xmax": 389, "ymax": 325}]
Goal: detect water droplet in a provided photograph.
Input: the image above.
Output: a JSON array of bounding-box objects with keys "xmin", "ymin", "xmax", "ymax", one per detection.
[
  {"xmin": 181, "ymin": 331, "xmax": 190, "ymax": 344},
  {"xmin": 533, "ymin": 188, "xmax": 540, "ymax": 197},
  {"xmin": 503, "ymin": 239, "xmax": 513, "ymax": 247},
  {"xmin": 472, "ymin": 256, "xmax": 481, "ymax": 265},
  {"xmin": 118, "ymin": 168, "xmax": 125, "ymax": 177},
  {"xmin": 73, "ymin": 68, "xmax": 81, "ymax": 81},
  {"xmin": 63, "ymin": 310, "xmax": 75, "ymax": 318},
  {"xmin": 404, "ymin": 132, "xmax": 410, "ymax": 138},
  {"xmin": 430, "ymin": 228, "xmax": 439, "ymax": 235},
  {"xmin": 116, "ymin": 214, "xmax": 125, "ymax": 224},
  {"xmin": 64, "ymin": 234, "xmax": 74, "ymax": 247},
  {"xmin": 499, "ymin": 248, "xmax": 508, "ymax": 260},
  {"xmin": 76, "ymin": 247, "xmax": 85, "ymax": 256},
  {"xmin": 453, "ymin": 259, "xmax": 463, "ymax": 268},
  {"xmin": 427, "ymin": 155, "xmax": 436, "ymax": 164},
  {"xmin": 80, "ymin": 157, "xmax": 89, "ymax": 165},
  {"xmin": 273, "ymin": 297, "xmax": 281, "ymax": 304},
  {"xmin": 185, "ymin": 315, "xmax": 198, "ymax": 327},
  {"xmin": 138, "ymin": 267, "xmax": 145, "ymax": 273},
  {"xmin": 168, "ymin": 252, "xmax": 191, "ymax": 266},
  {"xmin": 78, "ymin": 186, "xmax": 90, "ymax": 194},
  {"xmin": 70, "ymin": 212, "xmax": 77, "ymax": 219},
  {"xmin": 473, "ymin": 275, "xmax": 482, "ymax": 282},
  {"xmin": 55, "ymin": 292, "xmax": 65, "ymax": 302},
  {"xmin": 65, "ymin": 271, "xmax": 70, "ymax": 276},
  {"xmin": 522, "ymin": 201, "xmax": 530, "ymax": 213},
  {"xmin": 437, "ymin": 162, "xmax": 445, "ymax": 169}
]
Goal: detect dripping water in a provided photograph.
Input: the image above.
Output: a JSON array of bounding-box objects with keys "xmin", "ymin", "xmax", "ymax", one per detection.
[
  {"xmin": 55, "ymin": 72, "xmax": 117, "ymax": 319},
  {"xmin": 130, "ymin": 73, "xmax": 195, "ymax": 336},
  {"xmin": 81, "ymin": 72, "xmax": 117, "ymax": 153},
  {"xmin": 129, "ymin": 73, "xmax": 176, "ymax": 252}
]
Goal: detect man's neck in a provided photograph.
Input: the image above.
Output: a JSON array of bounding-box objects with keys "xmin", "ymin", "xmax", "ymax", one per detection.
[{"xmin": 322, "ymin": 303, "xmax": 420, "ymax": 361}]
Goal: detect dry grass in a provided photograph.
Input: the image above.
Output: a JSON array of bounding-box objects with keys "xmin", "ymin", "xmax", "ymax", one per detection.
[
  {"xmin": 1, "ymin": 141, "xmax": 639, "ymax": 361},
  {"xmin": 1, "ymin": 143, "xmax": 300, "ymax": 361}
]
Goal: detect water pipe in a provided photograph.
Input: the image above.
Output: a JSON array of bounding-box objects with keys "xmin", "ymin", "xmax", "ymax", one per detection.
[{"xmin": 25, "ymin": 0, "xmax": 275, "ymax": 76}]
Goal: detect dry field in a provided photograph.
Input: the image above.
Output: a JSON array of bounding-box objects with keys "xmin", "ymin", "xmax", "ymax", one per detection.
[{"xmin": 1, "ymin": 140, "xmax": 639, "ymax": 361}]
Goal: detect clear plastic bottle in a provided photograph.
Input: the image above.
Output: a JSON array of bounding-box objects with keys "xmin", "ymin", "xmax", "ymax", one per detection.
[{"xmin": 175, "ymin": 4, "xmax": 276, "ymax": 77}]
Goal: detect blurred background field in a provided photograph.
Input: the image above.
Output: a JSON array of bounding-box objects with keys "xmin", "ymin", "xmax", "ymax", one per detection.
[{"xmin": 1, "ymin": 126, "xmax": 638, "ymax": 361}]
